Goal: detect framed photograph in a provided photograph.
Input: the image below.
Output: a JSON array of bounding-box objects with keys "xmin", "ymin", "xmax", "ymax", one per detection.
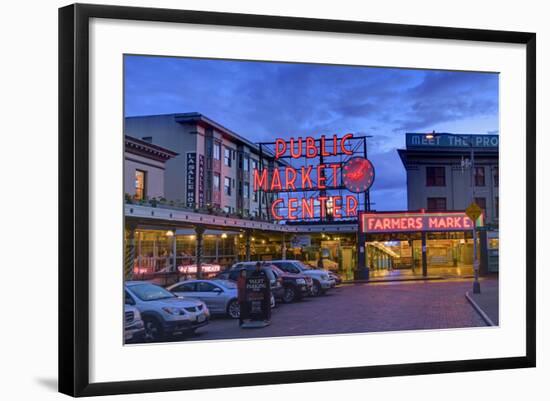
[{"xmin": 58, "ymin": 3, "xmax": 536, "ymax": 397}]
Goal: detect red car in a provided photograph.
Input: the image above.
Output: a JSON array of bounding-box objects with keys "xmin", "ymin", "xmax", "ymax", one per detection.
[{"xmin": 270, "ymin": 265, "xmax": 313, "ymax": 303}]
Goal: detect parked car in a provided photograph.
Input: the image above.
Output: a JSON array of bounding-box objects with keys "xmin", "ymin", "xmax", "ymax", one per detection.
[
  {"xmin": 328, "ymin": 271, "xmax": 343, "ymax": 285},
  {"xmin": 124, "ymin": 304, "xmax": 145, "ymax": 343},
  {"xmin": 269, "ymin": 260, "xmax": 335, "ymax": 296},
  {"xmin": 270, "ymin": 265, "xmax": 312, "ymax": 303},
  {"xmin": 167, "ymin": 279, "xmax": 241, "ymax": 319},
  {"xmin": 125, "ymin": 281, "xmax": 210, "ymax": 341}
]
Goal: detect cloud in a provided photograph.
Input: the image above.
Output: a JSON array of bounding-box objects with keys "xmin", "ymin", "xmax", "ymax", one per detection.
[{"xmin": 124, "ymin": 56, "xmax": 499, "ymax": 210}]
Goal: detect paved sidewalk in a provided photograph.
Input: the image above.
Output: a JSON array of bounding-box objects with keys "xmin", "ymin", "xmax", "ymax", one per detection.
[{"xmin": 465, "ymin": 278, "xmax": 499, "ymax": 325}]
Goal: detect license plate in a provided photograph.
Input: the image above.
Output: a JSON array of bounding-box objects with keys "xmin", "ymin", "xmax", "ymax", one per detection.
[{"xmin": 197, "ymin": 314, "xmax": 206, "ymax": 323}]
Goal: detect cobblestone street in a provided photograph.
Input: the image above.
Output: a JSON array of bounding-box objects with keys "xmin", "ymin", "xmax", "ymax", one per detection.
[{"xmin": 173, "ymin": 278, "xmax": 490, "ymax": 342}]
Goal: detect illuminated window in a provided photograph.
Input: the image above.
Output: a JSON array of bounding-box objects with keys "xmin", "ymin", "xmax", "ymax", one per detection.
[
  {"xmin": 426, "ymin": 167, "xmax": 446, "ymax": 186},
  {"xmin": 213, "ymin": 173, "xmax": 220, "ymax": 191},
  {"xmin": 213, "ymin": 142, "xmax": 221, "ymax": 160},
  {"xmin": 474, "ymin": 166, "xmax": 485, "ymax": 186},
  {"xmin": 427, "ymin": 197, "xmax": 446, "ymax": 211},
  {"xmin": 134, "ymin": 170, "xmax": 146, "ymax": 200}
]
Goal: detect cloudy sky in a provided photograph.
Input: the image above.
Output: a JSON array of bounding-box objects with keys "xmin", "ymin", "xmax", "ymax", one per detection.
[{"xmin": 124, "ymin": 55, "xmax": 499, "ymax": 210}]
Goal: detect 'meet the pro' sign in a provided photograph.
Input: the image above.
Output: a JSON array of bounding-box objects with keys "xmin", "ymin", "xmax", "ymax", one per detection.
[{"xmin": 361, "ymin": 211, "xmax": 482, "ymax": 234}]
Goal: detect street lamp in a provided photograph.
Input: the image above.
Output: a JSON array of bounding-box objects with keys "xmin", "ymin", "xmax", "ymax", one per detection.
[
  {"xmin": 165, "ymin": 230, "xmax": 176, "ymax": 273},
  {"xmin": 424, "ymin": 132, "xmax": 481, "ymax": 294}
]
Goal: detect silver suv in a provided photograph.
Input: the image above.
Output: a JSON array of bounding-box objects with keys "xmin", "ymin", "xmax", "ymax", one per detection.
[
  {"xmin": 269, "ymin": 260, "xmax": 335, "ymax": 296},
  {"xmin": 125, "ymin": 281, "xmax": 210, "ymax": 342}
]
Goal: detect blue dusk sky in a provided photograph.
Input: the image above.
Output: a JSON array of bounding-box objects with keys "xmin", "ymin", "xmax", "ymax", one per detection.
[{"xmin": 124, "ymin": 55, "xmax": 499, "ymax": 211}]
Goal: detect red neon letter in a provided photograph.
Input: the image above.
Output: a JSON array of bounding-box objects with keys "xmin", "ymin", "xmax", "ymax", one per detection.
[
  {"xmin": 270, "ymin": 169, "xmax": 282, "ymax": 191},
  {"xmin": 288, "ymin": 198, "xmax": 298, "ymax": 220},
  {"xmin": 275, "ymin": 139, "xmax": 287, "ymax": 159},
  {"xmin": 318, "ymin": 196, "xmax": 328, "ymax": 218},
  {"xmin": 301, "ymin": 198, "xmax": 314, "ymax": 219},
  {"xmin": 346, "ymin": 196, "xmax": 358, "ymax": 216},
  {"xmin": 285, "ymin": 167, "xmax": 297, "ymax": 190},
  {"xmin": 301, "ymin": 166, "xmax": 313, "ymax": 189},
  {"xmin": 320, "ymin": 135, "xmax": 330, "ymax": 157},
  {"xmin": 305, "ymin": 137, "xmax": 318, "ymax": 158},
  {"xmin": 289, "ymin": 137, "xmax": 303, "ymax": 159},
  {"xmin": 317, "ymin": 164, "xmax": 326, "ymax": 189},
  {"xmin": 253, "ymin": 168, "xmax": 268, "ymax": 191},
  {"xmin": 271, "ymin": 199, "xmax": 284, "ymax": 220},
  {"xmin": 340, "ymin": 133, "xmax": 353, "ymax": 155},
  {"xmin": 329, "ymin": 163, "xmax": 339, "ymax": 186}
]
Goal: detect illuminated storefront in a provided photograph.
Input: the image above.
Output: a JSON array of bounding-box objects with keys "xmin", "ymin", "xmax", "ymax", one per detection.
[{"xmin": 357, "ymin": 211, "xmax": 487, "ymax": 278}]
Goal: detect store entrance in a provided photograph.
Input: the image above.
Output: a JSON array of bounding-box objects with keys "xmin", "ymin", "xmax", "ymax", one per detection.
[{"xmin": 365, "ymin": 232, "xmax": 475, "ymax": 279}]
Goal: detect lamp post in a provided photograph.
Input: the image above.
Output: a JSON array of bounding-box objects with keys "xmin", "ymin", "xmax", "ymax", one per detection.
[{"xmin": 425, "ymin": 131, "xmax": 481, "ymax": 294}]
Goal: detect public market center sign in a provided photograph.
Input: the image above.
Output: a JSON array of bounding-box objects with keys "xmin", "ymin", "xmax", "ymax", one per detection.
[{"xmin": 253, "ymin": 134, "xmax": 375, "ymax": 221}]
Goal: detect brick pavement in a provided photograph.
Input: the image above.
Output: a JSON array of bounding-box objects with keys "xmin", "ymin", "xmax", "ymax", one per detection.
[{"xmin": 177, "ymin": 278, "xmax": 488, "ymax": 342}]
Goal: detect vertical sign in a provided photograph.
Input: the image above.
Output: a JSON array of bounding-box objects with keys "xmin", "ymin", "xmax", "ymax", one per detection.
[
  {"xmin": 198, "ymin": 154, "xmax": 205, "ymax": 208},
  {"xmin": 186, "ymin": 153, "xmax": 197, "ymax": 208}
]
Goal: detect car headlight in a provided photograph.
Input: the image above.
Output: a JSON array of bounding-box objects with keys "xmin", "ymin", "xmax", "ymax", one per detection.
[
  {"xmin": 296, "ymin": 278, "xmax": 306, "ymax": 285},
  {"xmin": 162, "ymin": 306, "xmax": 186, "ymax": 315}
]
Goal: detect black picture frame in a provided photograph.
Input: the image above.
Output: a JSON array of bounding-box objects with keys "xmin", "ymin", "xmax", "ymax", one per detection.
[{"xmin": 59, "ymin": 3, "xmax": 536, "ymax": 397}]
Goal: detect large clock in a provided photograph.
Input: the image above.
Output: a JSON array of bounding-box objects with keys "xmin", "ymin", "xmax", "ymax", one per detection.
[{"xmin": 342, "ymin": 157, "xmax": 375, "ymax": 193}]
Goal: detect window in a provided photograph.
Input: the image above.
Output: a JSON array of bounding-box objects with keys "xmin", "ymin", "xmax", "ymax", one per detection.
[
  {"xmin": 172, "ymin": 283, "xmax": 195, "ymax": 292},
  {"xmin": 213, "ymin": 173, "xmax": 220, "ymax": 191},
  {"xmin": 224, "ymin": 147, "xmax": 232, "ymax": 166},
  {"xmin": 244, "ymin": 182, "xmax": 250, "ymax": 199},
  {"xmin": 495, "ymin": 197, "xmax": 499, "ymax": 219},
  {"xmin": 426, "ymin": 167, "xmax": 446, "ymax": 186},
  {"xmin": 124, "ymin": 290, "xmax": 135, "ymax": 305},
  {"xmin": 253, "ymin": 189, "xmax": 258, "ymax": 202},
  {"xmin": 251, "ymin": 159, "xmax": 257, "ymax": 171},
  {"xmin": 474, "ymin": 166, "xmax": 485, "ymax": 186},
  {"xmin": 475, "ymin": 197, "xmax": 487, "ymax": 216},
  {"xmin": 427, "ymin": 197, "xmax": 447, "ymax": 211},
  {"xmin": 197, "ymin": 282, "xmax": 219, "ymax": 292},
  {"xmin": 224, "ymin": 177, "xmax": 231, "ymax": 196},
  {"xmin": 243, "ymin": 157, "xmax": 249, "ymax": 172},
  {"xmin": 134, "ymin": 170, "xmax": 146, "ymax": 200},
  {"xmin": 213, "ymin": 142, "xmax": 221, "ymax": 160},
  {"xmin": 494, "ymin": 168, "xmax": 499, "ymax": 187}
]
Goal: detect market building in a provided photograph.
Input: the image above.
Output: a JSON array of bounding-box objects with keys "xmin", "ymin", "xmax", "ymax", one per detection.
[{"xmin": 123, "ymin": 114, "xmax": 498, "ymax": 283}]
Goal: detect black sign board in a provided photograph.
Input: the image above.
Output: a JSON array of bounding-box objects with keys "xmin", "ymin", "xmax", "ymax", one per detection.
[
  {"xmin": 186, "ymin": 153, "xmax": 196, "ymax": 208},
  {"xmin": 240, "ymin": 271, "xmax": 271, "ymax": 327},
  {"xmin": 198, "ymin": 154, "xmax": 205, "ymax": 207}
]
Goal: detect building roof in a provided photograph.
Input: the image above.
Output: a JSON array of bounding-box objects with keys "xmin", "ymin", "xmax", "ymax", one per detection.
[{"xmin": 125, "ymin": 135, "xmax": 179, "ymax": 162}]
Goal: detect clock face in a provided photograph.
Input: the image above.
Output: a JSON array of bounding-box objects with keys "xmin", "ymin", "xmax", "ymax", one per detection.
[{"xmin": 342, "ymin": 157, "xmax": 375, "ymax": 193}]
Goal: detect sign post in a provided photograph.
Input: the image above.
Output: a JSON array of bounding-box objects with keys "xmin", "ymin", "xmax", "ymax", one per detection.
[
  {"xmin": 240, "ymin": 267, "xmax": 271, "ymax": 328},
  {"xmin": 466, "ymin": 202, "xmax": 483, "ymax": 294}
]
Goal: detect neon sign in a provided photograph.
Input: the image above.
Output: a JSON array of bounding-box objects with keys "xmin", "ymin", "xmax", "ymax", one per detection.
[
  {"xmin": 254, "ymin": 134, "xmax": 374, "ymax": 221},
  {"xmin": 360, "ymin": 211, "xmax": 483, "ymax": 233}
]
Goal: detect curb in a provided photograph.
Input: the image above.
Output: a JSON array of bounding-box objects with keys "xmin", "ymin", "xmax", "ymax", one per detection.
[
  {"xmin": 465, "ymin": 291, "xmax": 496, "ymax": 326},
  {"xmin": 343, "ymin": 276, "xmax": 444, "ymax": 284}
]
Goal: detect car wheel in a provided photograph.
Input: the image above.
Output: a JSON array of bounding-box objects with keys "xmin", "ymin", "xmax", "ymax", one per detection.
[
  {"xmin": 227, "ymin": 299, "xmax": 240, "ymax": 319},
  {"xmin": 282, "ymin": 286, "xmax": 296, "ymax": 303},
  {"xmin": 311, "ymin": 280, "xmax": 322, "ymax": 297},
  {"xmin": 143, "ymin": 317, "xmax": 163, "ymax": 342}
]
